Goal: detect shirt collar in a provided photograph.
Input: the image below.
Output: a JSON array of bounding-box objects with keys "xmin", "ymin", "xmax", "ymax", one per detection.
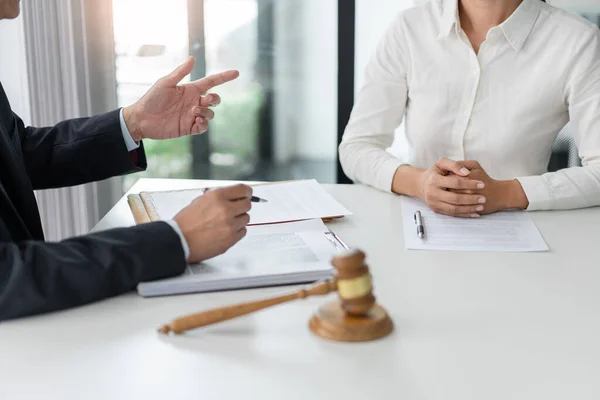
[
  {"xmin": 437, "ymin": 0, "xmax": 459, "ymax": 40},
  {"xmin": 437, "ymin": 0, "xmax": 542, "ymax": 52},
  {"xmin": 499, "ymin": 0, "xmax": 541, "ymax": 51}
]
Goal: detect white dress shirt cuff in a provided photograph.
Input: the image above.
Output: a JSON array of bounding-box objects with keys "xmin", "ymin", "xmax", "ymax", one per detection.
[
  {"xmin": 164, "ymin": 220, "xmax": 191, "ymax": 261},
  {"xmin": 119, "ymin": 108, "xmax": 140, "ymax": 152},
  {"xmin": 374, "ymin": 157, "xmax": 404, "ymax": 193},
  {"xmin": 516, "ymin": 175, "xmax": 554, "ymax": 211}
]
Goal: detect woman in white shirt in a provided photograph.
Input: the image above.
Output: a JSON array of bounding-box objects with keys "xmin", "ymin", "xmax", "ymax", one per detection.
[{"xmin": 339, "ymin": 0, "xmax": 600, "ymax": 217}]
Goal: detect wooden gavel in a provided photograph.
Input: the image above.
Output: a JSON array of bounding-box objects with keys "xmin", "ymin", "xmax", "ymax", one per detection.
[{"xmin": 158, "ymin": 249, "xmax": 393, "ymax": 342}]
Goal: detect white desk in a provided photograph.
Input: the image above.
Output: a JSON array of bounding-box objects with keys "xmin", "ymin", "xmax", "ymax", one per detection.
[{"xmin": 2, "ymin": 178, "xmax": 600, "ymax": 400}]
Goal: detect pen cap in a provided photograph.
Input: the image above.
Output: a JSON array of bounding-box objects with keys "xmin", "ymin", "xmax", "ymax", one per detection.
[{"xmin": 331, "ymin": 250, "xmax": 376, "ymax": 317}]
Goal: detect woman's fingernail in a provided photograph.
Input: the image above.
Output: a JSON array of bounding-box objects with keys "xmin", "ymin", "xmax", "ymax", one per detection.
[
  {"xmin": 195, "ymin": 108, "xmax": 203, "ymax": 116},
  {"xmin": 460, "ymin": 168, "xmax": 470, "ymax": 175},
  {"xmin": 477, "ymin": 183, "xmax": 485, "ymax": 189},
  {"xmin": 197, "ymin": 117, "xmax": 204, "ymax": 124},
  {"xmin": 476, "ymin": 206, "xmax": 484, "ymax": 211},
  {"xmin": 478, "ymin": 197, "xmax": 486, "ymax": 204},
  {"xmin": 471, "ymin": 214, "xmax": 480, "ymax": 218}
]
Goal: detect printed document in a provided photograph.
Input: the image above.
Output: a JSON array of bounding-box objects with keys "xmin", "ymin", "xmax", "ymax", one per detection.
[
  {"xmin": 144, "ymin": 179, "xmax": 352, "ymax": 225},
  {"xmin": 401, "ymin": 196, "xmax": 549, "ymax": 252}
]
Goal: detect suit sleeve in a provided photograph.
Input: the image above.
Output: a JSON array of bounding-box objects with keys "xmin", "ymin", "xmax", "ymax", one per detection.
[
  {"xmin": 0, "ymin": 222, "xmax": 186, "ymax": 321},
  {"xmin": 15, "ymin": 109, "xmax": 147, "ymax": 190}
]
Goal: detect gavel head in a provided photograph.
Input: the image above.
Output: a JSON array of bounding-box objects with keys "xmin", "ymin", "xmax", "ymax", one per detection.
[{"xmin": 331, "ymin": 249, "xmax": 376, "ymax": 317}]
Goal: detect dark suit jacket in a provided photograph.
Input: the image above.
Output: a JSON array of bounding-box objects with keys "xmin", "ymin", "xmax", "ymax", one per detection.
[{"xmin": 0, "ymin": 82, "xmax": 186, "ymax": 321}]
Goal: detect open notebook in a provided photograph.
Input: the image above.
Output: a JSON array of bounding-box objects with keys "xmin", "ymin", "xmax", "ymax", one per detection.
[
  {"xmin": 128, "ymin": 179, "xmax": 352, "ymax": 226},
  {"xmin": 137, "ymin": 219, "xmax": 346, "ymax": 297}
]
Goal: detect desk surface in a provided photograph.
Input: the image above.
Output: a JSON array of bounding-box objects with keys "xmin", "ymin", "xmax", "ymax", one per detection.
[{"xmin": 2, "ymin": 178, "xmax": 600, "ymax": 400}]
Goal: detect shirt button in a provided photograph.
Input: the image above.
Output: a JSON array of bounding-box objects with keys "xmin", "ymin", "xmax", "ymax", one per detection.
[
  {"xmin": 472, "ymin": 70, "xmax": 479, "ymax": 76},
  {"xmin": 464, "ymin": 110, "xmax": 471, "ymax": 117}
]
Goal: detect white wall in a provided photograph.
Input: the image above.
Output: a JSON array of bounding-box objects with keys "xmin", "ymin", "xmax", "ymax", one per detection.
[
  {"xmin": 273, "ymin": 0, "xmax": 304, "ymax": 163},
  {"xmin": 297, "ymin": 0, "xmax": 338, "ymax": 160},
  {"xmin": 549, "ymin": 0, "xmax": 600, "ymax": 13},
  {"xmin": 273, "ymin": 0, "xmax": 338, "ymax": 163},
  {"xmin": 0, "ymin": 16, "xmax": 31, "ymax": 124}
]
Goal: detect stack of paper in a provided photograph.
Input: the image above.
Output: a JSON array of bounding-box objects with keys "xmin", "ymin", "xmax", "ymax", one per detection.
[
  {"xmin": 133, "ymin": 180, "xmax": 353, "ymax": 297},
  {"xmin": 138, "ymin": 219, "xmax": 342, "ymax": 297},
  {"xmin": 141, "ymin": 179, "xmax": 352, "ymax": 225}
]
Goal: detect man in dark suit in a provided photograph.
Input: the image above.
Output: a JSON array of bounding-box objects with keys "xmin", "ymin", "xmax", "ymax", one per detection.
[{"xmin": 0, "ymin": 1, "xmax": 253, "ymax": 321}]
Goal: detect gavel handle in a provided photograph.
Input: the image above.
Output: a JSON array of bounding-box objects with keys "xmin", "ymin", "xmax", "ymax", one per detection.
[{"xmin": 158, "ymin": 279, "xmax": 338, "ymax": 334}]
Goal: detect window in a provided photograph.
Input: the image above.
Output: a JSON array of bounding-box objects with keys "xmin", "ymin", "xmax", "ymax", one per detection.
[
  {"xmin": 113, "ymin": 0, "xmax": 192, "ymax": 190},
  {"xmin": 112, "ymin": 0, "xmax": 340, "ymax": 191}
]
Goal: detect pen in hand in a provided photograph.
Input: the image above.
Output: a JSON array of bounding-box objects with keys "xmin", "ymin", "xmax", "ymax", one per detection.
[
  {"xmin": 414, "ymin": 210, "xmax": 425, "ymax": 239},
  {"xmin": 202, "ymin": 187, "xmax": 268, "ymax": 203}
]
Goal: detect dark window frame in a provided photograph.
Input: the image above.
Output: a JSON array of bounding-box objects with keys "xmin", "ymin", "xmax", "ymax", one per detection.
[
  {"xmin": 188, "ymin": 0, "xmax": 212, "ymax": 178},
  {"xmin": 337, "ymin": 0, "xmax": 356, "ymax": 184}
]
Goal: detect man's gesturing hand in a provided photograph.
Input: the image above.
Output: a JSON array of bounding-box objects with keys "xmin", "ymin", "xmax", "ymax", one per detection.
[
  {"xmin": 174, "ymin": 184, "xmax": 252, "ymax": 263},
  {"xmin": 123, "ymin": 56, "xmax": 239, "ymax": 141},
  {"xmin": 417, "ymin": 158, "xmax": 487, "ymax": 218}
]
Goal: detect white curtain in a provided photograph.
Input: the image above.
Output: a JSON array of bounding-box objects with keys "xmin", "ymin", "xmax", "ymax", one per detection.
[{"xmin": 22, "ymin": 0, "xmax": 120, "ymax": 240}]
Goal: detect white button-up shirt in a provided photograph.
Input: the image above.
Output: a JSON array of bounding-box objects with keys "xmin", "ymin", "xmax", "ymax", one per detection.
[{"xmin": 339, "ymin": 0, "xmax": 600, "ymax": 211}]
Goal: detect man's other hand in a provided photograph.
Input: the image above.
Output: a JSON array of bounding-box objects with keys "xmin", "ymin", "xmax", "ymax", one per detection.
[
  {"xmin": 174, "ymin": 184, "xmax": 252, "ymax": 263},
  {"xmin": 123, "ymin": 56, "xmax": 239, "ymax": 142}
]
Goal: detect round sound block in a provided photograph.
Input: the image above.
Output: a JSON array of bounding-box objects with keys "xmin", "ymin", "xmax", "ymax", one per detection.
[{"xmin": 308, "ymin": 301, "xmax": 393, "ymax": 342}]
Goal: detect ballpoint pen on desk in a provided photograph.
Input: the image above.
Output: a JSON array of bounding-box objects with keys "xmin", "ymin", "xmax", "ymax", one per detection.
[
  {"xmin": 414, "ymin": 210, "xmax": 425, "ymax": 239},
  {"xmin": 201, "ymin": 187, "xmax": 268, "ymax": 203}
]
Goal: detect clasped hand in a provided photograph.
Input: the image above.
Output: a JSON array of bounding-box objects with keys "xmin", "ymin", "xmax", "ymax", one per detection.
[{"xmin": 418, "ymin": 158, "xmax": 526, "ymax": 218}]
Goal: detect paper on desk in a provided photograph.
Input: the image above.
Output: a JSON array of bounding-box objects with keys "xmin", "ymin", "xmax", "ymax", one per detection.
[
  {"xmin": 146, "ymin": 179, "xmax": 352, "ymax": 225},
  {"xmin": 198, "ymin": 218, "xmax": 337, "ymax": 273},
  {"xmin": 401, "ymin": 196, "xmax": 549, "ymax": 252},
  {"xmin": 137, "ymin": 219, "xmax": 339, "ymax": 297}
]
